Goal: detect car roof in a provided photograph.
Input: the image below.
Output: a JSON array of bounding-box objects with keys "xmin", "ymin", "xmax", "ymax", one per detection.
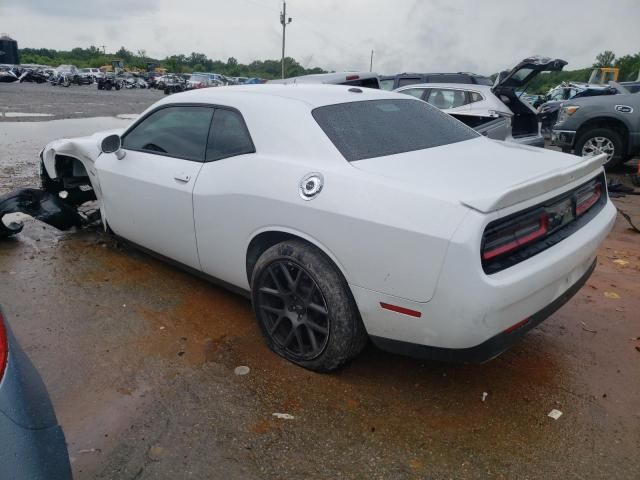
[
  {"xmin": 395, "ymin": 83, "xmax": 494, "ymax": 92},
  {"xmin": 159, "ymin": 84, "xmax": 401, "ymax": 109},
  {"xmin": 268, "ymin": 72, "xmax": 379, "ymax": 85}
]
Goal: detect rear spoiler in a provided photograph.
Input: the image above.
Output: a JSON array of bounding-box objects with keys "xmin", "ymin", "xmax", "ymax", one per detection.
[{"xmin": 461, "ymin": 153, "xmax": 607, "ymax": 213}]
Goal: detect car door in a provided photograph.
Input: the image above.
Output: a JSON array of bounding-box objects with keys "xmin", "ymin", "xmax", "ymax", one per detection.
[{"xmin": 96, "ymin": 105, "xmax": 214, "ymax": 270}]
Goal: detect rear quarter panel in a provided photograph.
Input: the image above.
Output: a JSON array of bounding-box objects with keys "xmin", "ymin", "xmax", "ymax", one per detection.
[{"xmin": 193, "ymin": 154, "xmax": 469, "ymax": 303}]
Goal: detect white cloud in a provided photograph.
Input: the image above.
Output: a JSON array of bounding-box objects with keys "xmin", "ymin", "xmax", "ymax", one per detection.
[{"xmin": 2, "ymin": 0, "xmax": 639, "ymax": 75}]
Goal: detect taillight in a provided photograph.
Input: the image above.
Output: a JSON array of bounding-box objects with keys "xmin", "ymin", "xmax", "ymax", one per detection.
[
  {"xmin": 575, "ymin": 182, "xmax": 602, "ymax": 216},
  {"xmin": 345, "ymin": 74, "xmax": 360, "ymax": 81},
  {"xmin": 0, "ymin": 312, "xmax": 7, "ymax": 382},
  {"xmin": 482, "ymin": 211, "xmax": 549, "ymax": 261}
]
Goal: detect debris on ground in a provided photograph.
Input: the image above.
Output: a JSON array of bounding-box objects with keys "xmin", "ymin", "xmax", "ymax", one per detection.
[
  {"xmin": 604, "ymin": 291, "xmax": 621, "ymax": 299},
  {"xmin": 580, "ymin": 321, "xmax": 598, "ymax": 333},
  {"xmin": 616, "ymin": 208, "xmax": 640, "ymax": 234},
  {"xmin": 612, "ymin": 259, "xmax": 629, "ymax": 267},
  {"xmin": 482, "ymin": 392, "xmax": 488, "ymax": 402},
  {"xmin": 147, "ymin": 446, "xmax": 165, "ymax": 461},
  {"xmin": 272, "ymin": 413, "xmax": 295, "ymax": 420},
  {"xmin": 234, "ymin": 366, "xmax": 250, "ymax": 376},
  {"xmin": 78, "ymin": 448, "xmax": 102, "ymax": 454},
  {"xmin": 548, "ymin": 409, "xmax": 563, "ymax": 420}
]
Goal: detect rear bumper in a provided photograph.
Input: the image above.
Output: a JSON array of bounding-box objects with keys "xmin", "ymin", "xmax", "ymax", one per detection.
[
  {"xmin": 370, "ymin": 258, "xmax": 596, "ymax": 363},
  {"xmin": 351, "ymin": 191, "xmax": 616, "ymax": 358},
  {"xmin": 551, "ymin": 129, "xmax": 577, "ymax": 148},
  {"xmin": 0, "ymin": 411, "xmax": 72, "ymax": 480}
]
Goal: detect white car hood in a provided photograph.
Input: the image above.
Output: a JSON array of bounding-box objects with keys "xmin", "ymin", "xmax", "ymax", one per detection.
[{"xmin": 351, "ymin": 137, "xmax": 606, "ymax": 213}]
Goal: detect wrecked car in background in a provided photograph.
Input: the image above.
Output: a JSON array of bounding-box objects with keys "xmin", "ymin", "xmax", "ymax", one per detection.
[
  {"xmin": 552, "ymin": 91, "xmax": 640, "ymax": 169},
  {"xmin": 395, "ymin": 56, "xmax": 567, "ymax": 147},
  {"xmin": 2, "ymin": 85, "xmax": 616, "ymax": 372},
  {"xmin": 538, "ymin": 82, "xmax": 622, "ymax": 135}
]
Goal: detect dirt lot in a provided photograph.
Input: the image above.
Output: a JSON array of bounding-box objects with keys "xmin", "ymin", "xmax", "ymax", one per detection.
[{"xmin": 1, "ymin": 83, "xmax": 639, "ymax": 479}]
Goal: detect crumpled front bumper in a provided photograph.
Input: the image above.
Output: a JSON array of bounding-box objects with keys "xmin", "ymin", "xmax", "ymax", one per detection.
[{"xmin": 0, "ymin": 188, "xmax": 83, "ymax": 238}]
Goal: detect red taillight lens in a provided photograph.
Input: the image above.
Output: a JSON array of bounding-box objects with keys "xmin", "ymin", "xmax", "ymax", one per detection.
[
  {"xmin": 482, "ymin": 212, "xmax": 549, "ymax": 261},
  {"xmin": 0, "ymin": 312, "xmax": 7, "ymax": 382},
  {"xmin": 345, "ymin": 74, "xmax": 360, "ymax": 81},
  {"xmin": 575, "ymin": 182, "xmax": 602, "ymax": 216}
]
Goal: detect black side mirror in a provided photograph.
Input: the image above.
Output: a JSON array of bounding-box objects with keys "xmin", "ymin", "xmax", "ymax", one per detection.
[{"xmin": 100, "ymin": 134, "xmax": 121, "ymax": 154}]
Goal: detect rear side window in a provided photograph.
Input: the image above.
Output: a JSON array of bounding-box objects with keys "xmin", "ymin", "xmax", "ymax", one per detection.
[
  {"xmin": 123, "ymin": 106, "xmax": 213, "ymax": 161},
  {"xmin": 206, "ymin": 108, "xmax": 255, "ymax": 162},
  {"xmin": 426, "ymin": 89, "xmax": 467, "ymax": 109},
  {"xmin": 312, "ymin": 99, "xmax": 478, "ymax": 162}
]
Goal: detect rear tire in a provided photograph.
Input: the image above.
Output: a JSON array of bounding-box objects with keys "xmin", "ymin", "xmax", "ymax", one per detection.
[
  {"xmin": 251, "ymin": 240, "xmax": 368, "ymax": 372},
  {"xmin": 574, "ymin": 127, "xmax": 625, "ymax": 170}
]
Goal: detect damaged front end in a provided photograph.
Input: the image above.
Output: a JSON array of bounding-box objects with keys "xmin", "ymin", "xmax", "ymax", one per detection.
[
  {"xmin": 1, "ymin": 130, "xmax": 117, "ymax": 239},
  {"xmin": 0, "ymin": 188, "xmax": 84, "ymax": 238}
]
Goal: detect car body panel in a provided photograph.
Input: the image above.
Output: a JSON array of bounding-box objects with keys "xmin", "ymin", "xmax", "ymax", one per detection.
[
  {"xmin": 0, "ymin": 310, "xmax": 72, "ymax": 479},
  {"xmin": 495, "ymin": 56, "xmax": 567, "ymax": 90},
  {"xmin": 96, "ymin": 149, "xmax": 204, "ymax": 269}
]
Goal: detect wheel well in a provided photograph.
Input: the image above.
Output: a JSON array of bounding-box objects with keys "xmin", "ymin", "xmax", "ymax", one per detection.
[
  {"xmin": 576, "ymin": 117, "xmax": 629, "ymax": 151},
  {"xmin": 54, "ymin": 154, "xmax": 88, "ymax": 180},
  {"xmin": 246, "ymin": 231, "xmax": 300, "ymax": 285}
]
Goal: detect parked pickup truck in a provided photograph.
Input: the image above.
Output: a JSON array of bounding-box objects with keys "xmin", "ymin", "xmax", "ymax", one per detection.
[{"xmin": 552, "ymin": 93, "xmax": 640, "ymax": 169}]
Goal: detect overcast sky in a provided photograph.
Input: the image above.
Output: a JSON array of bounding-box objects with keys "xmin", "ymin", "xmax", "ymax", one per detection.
[{"xmin": 2, "ymin": 0, "xmax": 640, "ymax": 75}]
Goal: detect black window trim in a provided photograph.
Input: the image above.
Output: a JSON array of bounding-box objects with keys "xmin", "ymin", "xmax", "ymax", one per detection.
[{"xmin": 121, "ymin": 102, "xmax": 256, "ymax": 163}]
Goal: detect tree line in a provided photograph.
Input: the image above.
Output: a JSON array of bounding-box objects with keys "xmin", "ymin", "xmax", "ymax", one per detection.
[
  {"xmin": 18, "ymin": 46, "xmax": 326, "ymax": 79},
  {"xmin": 18, "ymin": 46, "xmax": 640, "ymax": 90}
]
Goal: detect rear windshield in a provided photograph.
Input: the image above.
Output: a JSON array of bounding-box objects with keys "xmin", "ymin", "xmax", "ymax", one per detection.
[{"xmin": 312, "ymin": 99, "xmax": 478, "ymax": 162}]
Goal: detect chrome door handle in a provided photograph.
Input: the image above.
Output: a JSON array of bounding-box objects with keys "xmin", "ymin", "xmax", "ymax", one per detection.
[{"xmin": 174, "ymin": 172, "xmax": 191, "ymax": 182}]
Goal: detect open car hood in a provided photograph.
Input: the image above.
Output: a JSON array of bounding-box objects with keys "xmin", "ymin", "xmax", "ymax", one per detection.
[{"xmin": 494, "ymin": 56, "xmax": 567, "ymax": 90}]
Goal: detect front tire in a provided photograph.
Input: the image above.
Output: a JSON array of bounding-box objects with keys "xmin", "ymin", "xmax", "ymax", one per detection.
[
  {"xmin": 575, "ymin": 127, "xmax": 625, "ymax": 170},
  {"xmin": 251, "ymin": 240, "xmax": 368, "ymax": 372}
]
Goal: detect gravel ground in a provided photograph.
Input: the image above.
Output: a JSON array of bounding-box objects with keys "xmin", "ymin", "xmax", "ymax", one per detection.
[
  {"xmin": 0, "ymin": 82, "xmax": 163, "ymax": 122},
  {"xmin": 1, "ymin": 83, "xmax": 639, "ymax": 479}
]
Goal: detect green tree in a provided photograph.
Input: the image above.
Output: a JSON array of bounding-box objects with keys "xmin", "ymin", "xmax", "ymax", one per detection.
[{"xmin": 593, "ymin": 50, "xmax": 615, "ymax": 68}]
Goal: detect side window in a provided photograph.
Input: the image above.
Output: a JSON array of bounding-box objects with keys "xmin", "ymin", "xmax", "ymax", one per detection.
[
  {"xmin": 398, "ymin": 88, "xmax": 427, "ymax": 99},
  {"xmin": 122, "ymin": 106, "xmax": 213, "ymax": 161},
  {"xmin": 468, "ymin": 91, "xmax": 483, "ymax": 103},
  {"xmin": 206, "ymin": 108, "xmax": 255, "ymax": 162},
  {"xmin": 426, "ymin": 89, "xmax": 467, "ymax": 109}
]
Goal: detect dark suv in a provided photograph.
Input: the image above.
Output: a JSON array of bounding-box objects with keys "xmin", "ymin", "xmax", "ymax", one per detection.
[{"xmin": 380, "ymin": 72, "xmax": 493, "ymax": 91}]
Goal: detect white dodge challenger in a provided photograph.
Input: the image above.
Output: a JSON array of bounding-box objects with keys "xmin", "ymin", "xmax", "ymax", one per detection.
[{"xmin": 34, "ymin": 84, "xmax": 615, "ymax": 371}]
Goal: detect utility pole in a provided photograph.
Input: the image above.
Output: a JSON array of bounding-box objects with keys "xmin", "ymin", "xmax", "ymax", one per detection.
[
  {"xmin": 370, "ymin": 50, "xmax": 374, "ymax": 72},
  {"xmin": 280, "ymin": 1, "xmax": 292, "ymax": 79},
  {"xmin": 99, "ymin": 45, "xmax": 106, "ymax": 54}
]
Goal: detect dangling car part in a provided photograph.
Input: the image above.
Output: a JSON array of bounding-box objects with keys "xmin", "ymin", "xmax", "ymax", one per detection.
[
  {"xmin": 20, "ymin": 85, "xmax": 616, "ymax": 371},
  {"xmin": 0, "ymin": 189, "xmax": 84, "ymax": 238},
  {"xmin": 395, "ymin": 56, "xmax": 567, "ymax": 147}
]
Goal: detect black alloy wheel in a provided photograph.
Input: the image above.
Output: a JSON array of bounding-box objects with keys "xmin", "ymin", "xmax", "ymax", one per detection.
[{"xmin": 256, "ymin": 260, "xmax": 330, "ymax": 361}]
